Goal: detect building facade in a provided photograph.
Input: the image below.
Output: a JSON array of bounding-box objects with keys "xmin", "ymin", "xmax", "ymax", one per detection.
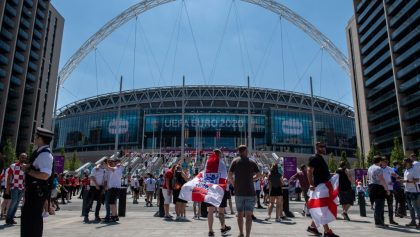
[
  {"xmin": 54, "ymin": 86, "xmax": 356, "ymax": 156},
  {"xmin": 0, "ymin": 0, "xmax": 64, "ymax": 152},
  {"xmin": 346, "ymin": 0, "xmax": 419, "ymax": 156}
]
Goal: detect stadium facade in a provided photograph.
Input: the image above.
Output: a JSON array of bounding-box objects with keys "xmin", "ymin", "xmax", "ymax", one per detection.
[{"xmin": 54, "ymin": 85, "xmax": 356, "ymax": 156}]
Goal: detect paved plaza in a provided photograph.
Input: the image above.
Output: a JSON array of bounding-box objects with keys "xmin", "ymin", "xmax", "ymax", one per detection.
[{"xmin": 1, "ymin": 195, "xmax": 419, "ymax": 237}]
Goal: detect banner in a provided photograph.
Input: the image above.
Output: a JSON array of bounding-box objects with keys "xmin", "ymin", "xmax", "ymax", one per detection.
[
  {"xmin": 354, "ymin": 169, "xmax": 368, "ymax": 182},
  {"xmin": 283, "ymin": 157, "xmax": 297, "ymax": 179},
  {"xmin": 54, "ymin": 155, "xmax": 65, "ymax": 174},
  {"xmin": 179, "ymin": 172, "xmax": 224, "ymax": 207}
]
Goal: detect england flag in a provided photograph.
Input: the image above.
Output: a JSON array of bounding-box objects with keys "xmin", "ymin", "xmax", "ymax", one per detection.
[
  {"xmin": 307, "ymin": 174, "xmax": 340, "ymax": 227},
  {"xmin": 179, "ymin": 172, "xmax": 225, "ymax": 207}
]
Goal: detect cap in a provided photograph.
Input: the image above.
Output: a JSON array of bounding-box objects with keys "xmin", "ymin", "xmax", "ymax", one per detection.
[{"xmin": 36, "ymin": 127, "xmax": 54, "ymax": 138}]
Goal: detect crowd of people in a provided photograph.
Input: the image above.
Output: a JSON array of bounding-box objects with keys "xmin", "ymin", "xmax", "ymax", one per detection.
[{"xmin": 0, "ymin": 140, "xmax": 419, "ymax": 237}]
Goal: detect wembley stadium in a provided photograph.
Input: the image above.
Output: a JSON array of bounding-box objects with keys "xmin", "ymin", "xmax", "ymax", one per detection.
[{"xmin": 53, "ymin": 85, "xmax": 356, "ymax": 160}]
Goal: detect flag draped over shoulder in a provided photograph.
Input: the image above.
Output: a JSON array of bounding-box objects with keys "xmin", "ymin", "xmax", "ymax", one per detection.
[
  {"xmin": 179, "ymin": 153, "xmax": 226, "ymax": 207},
  {"xmin": 307, "ymin": 174, "xmax": 340, "ymax": 227}
]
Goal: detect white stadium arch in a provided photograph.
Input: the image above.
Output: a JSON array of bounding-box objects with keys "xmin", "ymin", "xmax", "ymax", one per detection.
[{"xmin": 58, "ymin": 0, "xmax": 350, "ymax": 85}]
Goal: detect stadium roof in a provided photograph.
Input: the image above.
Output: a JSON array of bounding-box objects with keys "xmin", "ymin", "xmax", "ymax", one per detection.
[{"xmin": 57, "ymin": 85, "xmax": 354, "ymax": 118}]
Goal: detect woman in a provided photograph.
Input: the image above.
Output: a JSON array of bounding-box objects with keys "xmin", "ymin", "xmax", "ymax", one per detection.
[
  {"xmin": 402, "ymin": 158, "xmax": 420, "ymax": 228},
  {"xmin": 336, "ymin": 161, "xmax": 354, "ymax": 221},
  {"xmin": 50, "ymin": 173, "xmax": 60, "ymax": 211},
  {"xmin": 265, "ymin": 163, "xmax": 285, "ymax": 222},
  {"xmin": 172, "ymin": 165, "xmax": 188, "ymax": 220},
  {"xmin": 0, "ymin": 167, "xmax": 11, "ymax": 218}
]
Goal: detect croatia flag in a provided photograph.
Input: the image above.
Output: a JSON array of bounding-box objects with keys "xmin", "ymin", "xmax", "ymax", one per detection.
[
  {"xmin": 307, "ymin": 174, "xmax": 340, "ymax": 227},
  {"xmin": 179, "ymin": 152, "xmax": 226, "ymax": 207}
]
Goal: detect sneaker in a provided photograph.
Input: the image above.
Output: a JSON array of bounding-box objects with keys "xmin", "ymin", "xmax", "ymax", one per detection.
[
  {"xmin": 83, "ymin": 217, "xmax": 89, "ymax": 223},
  {"xmin": 389, "ymin": 220, "xmax": 398, "ymax": 225},
  {"xmin": 275, "ymin": 218, "xmax": 282, "ymax": 222},
  {"xmin": 342, "ymin": 213, "xmax": 350, "ymax": 221},
  {"xmin": 102, "ymin": 217, "xmax": 111, "ymax": 223},
  {"xmin": 208, "ymin": 231, "xmax": 215, "ymax": 237},
  {"xmin": 405, "ymin": 222, "xmax": 417, "ymax": 227},
  {"xmin": 94, "ymin": 217, "xmax": 101, "ymax": 222},
  {"xmin": 323, "ymin": 230, "xmax": 339, "ymax": 237},
  {"xmin": 221, "ymin": 225, "xmax": 231, "ymax": 235},
  {"xmin": 307, "ymin": 226, "xmax": 322, "ymax": 236},
  {"xmin": 280, "ymin": 216, "xmax": 289, "ymax": 221},
  {"xmin": 42, "ymin": 212, "xmax": 49, "ymax": 218},
  {"xmin": 251, "ymin": 215, "xmax": 257, "ymax": 220},
  {"xmin": 375, "ymin": 224, "xmax": 388, "ymax": 228},
  {"xmin": 264, "ymin": 217, "xmax": 271, "ymax": 221}
]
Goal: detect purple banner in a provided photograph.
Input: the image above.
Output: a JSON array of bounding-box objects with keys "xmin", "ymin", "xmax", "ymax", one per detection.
[
  {"xmin": 54, "ymin": 156, "xmax": 65, "ymax": 174},
  {"xmin": 354, "ymin": 169, "xmax": 368, "ymax": 182},
  {"xmin": 283, "ymin": 157, "xmax": 297, "ymax": 179}
]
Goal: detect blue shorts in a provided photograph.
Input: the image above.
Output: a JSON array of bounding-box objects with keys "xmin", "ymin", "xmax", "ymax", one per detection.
[{"xmin": 235, "ymin": 196, "xmax": 255, "ymax": 213}]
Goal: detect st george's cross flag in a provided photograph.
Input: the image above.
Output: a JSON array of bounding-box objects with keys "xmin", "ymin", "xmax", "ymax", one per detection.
[
  {"xmin": 179, "ymin": 172, "xmax": 225, "ymax": 207},
  {"xmin": 307, "ymin": 174, "xmax": 340, "ymax": 227},
  {"xmin": 179, "ymin": 152, "xmax": 227, "ymax": 207}
]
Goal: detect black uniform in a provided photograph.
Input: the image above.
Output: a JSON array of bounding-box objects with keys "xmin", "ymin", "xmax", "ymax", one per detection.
[{"xmin": 21, "ymin": 147, "xmax": 53, "ymax": 237}]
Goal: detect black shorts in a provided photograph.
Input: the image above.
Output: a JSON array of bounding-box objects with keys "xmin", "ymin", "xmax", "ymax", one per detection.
[
  {"xmin": 3, "ymin": 193, "xmax": 11, "ymax": 199},
  {"xmin": 108, "ymin": 188, "xmax": 120, "ymax": 205},
  {"xmin": 173, "ymin": 189, "xmax": 187, "ymax": 204},
  {"xmin": 205, "ymin": 191, "xmax": 228, "ymax": 208},
  {"xmin": 225, "ymin": 190, "xmax": 231, "ymax": 200},
  {"xmin": 269, "ymin": 187, "xmax": 283, "ymax": 197},
  {"xmin": 339, "ymin": 189, "xmax": 355, "ymax": 205}
]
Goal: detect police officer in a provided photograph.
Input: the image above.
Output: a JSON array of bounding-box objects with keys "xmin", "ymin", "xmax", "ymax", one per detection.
[{"xmin": 21, "ymin": 127, "xmax": 54, "ymax": 237}]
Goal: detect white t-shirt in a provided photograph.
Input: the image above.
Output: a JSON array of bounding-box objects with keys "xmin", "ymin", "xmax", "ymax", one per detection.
[
  {"xmin": 90, "ymin": 167, "xmax": 106, "ymax": 186},
  {"xmin": 404, "ymin": 166, "xmax": 419, "ymax": 193},
  {"xmin": 145, "ymin": 178, "xmax": 156, "ymax": 192},
  {"xmin": 132, "ymin": 178, "xmax": 140, "ymax": 189},
  {"xmin": 382, "ymin": 166, "xmax": 395, "ymax": 191},
  {"xmin": 33, "ymin": 145, "xmax": 53, "ymax": 176},
  {"xmin": 368, "ymin": 164, "xmax": 383, "ymax": 185},
  {"xmin": 107, "ymin": 166, "xmax": 123, "ymax": 189}
]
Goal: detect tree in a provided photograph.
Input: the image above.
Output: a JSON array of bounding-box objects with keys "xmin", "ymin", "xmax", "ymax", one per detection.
[
  {"xmin": 366, "ymin": 144, "xmax": 378, "ymax": 167},
  {"xmin": 2, "ymin": 139, "xmax": 16, "ymax": 168},
  {"xmin": 354, "ymin": 147, "xmax": 364, "ymax": 169},
  {"xmin": 328, "ymin": 153, "xmax": 337, "ymax": 172},
  {"xmin": 390, "ymin": 137, "xmax": 404, "ymax": 164},
  {"xmin": 26, "ymin": 143, "xmax": 34, "ymax": 157},
  {"xmin": 68, "ymin": 152, "xmax": 80, "ymax": 171},
  {"xmin": 340, "ymin": 151, "xmax": 349, "ymax": 168}
]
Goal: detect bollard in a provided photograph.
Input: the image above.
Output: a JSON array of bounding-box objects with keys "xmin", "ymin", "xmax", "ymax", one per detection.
[
  {"xmin": 118, "ymin": 187, "xmax": 127, "ymax": 217},
  {"xmin": 159, "ymin": 188, "xmax": 165, "ymax": 217},
  {"xmin": 283, "ymin": 185, "xmax": 295, "ymax": 218},
  {"xmin": 358, "ymin": 191, "xmax": 366, "ymax": 217}
]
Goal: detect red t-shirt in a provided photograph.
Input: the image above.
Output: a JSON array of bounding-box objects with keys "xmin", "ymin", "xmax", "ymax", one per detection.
[
  {"xmin": 82, "ymin": 177, "xmax": 90, "ymax": 186},
  {"xmin": 162, "ymin": 169, "xmax": 173, "ymax": 189}
]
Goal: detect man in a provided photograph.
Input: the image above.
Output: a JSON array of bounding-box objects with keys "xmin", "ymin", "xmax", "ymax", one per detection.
[
  {"xmin": 228, "ymin": 145, "xmax": 261, "ymax": 237},
  {"xmin": 204, "ymin": 149, "xmax": 231, "ymax": 237},
  {"xmin": 411, "ymin": 154, "xmax": 420, "ymax": 195},
  {"xmin": 21, "ymin": 127, "xmax": 54, "ymax": 237},
  {"xmin": 381, "ymin": 158, "xmax": 399, "ymax": 225},
  {"xmin": 145, "ymin": 173, "xmax": 156, "ymax": 207},
  {"xmin": 104, "ymin": 157, "xmax": 123, "ymax": 222},
  {"xmin": 162, "ymin": 165, "xmax": 175, "ymax": 219},
  {"xmin": 306, "ymin": 142, "xmax": 339, "ymax": 237},
  {"xmin": 84, "ymin": 161, "xmax": 106, "ymax": 223},
  {"xmin": 289, "ymin": 165, "xmax": 310, "ymax": 216},
  {"xmin": 5, "ymin": 153, "xmax": 27, "ymax": 225},
  {"xmin": 368, "ymin": 155, "xmax": 390, "ymax": 228},
  {"xmin": 132, "ymin": 175, "xmax": 140, "ymax": 204},
  {"xmin": 392, "ymin": 161, "xmax": 406, "ymax": 218}
]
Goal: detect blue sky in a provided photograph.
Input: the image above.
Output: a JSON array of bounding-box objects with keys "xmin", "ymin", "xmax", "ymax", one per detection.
[{"xmin": 52, "ymin": 0, "xmax": 355, "ymax": 110}]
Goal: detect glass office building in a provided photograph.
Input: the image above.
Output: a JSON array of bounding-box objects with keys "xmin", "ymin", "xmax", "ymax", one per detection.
[{"xmin": 54, "ymin": 86, "xmax": 356, "ymax": 155}]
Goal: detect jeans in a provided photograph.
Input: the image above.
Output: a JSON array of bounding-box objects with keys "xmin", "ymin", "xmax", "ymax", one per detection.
[
  {"xmin": 374, "ymin": 198, "xmax": 385, "ymax": 225},
  {"xmin": 7, "ymin": 188, "xmax": 24, "ymax": 220},
  {"xmin": 255, "ymin": 190, "xmax": 262, "ymax": 207},
  {"xmin": 406, "ymin": 192, "xmax": 420, "ymax": 224}
]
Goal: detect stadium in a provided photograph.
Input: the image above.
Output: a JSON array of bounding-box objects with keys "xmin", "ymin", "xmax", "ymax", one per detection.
[{"xmin": 53, "ymin": 85, "xmax": 356, "ymax": 161}]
